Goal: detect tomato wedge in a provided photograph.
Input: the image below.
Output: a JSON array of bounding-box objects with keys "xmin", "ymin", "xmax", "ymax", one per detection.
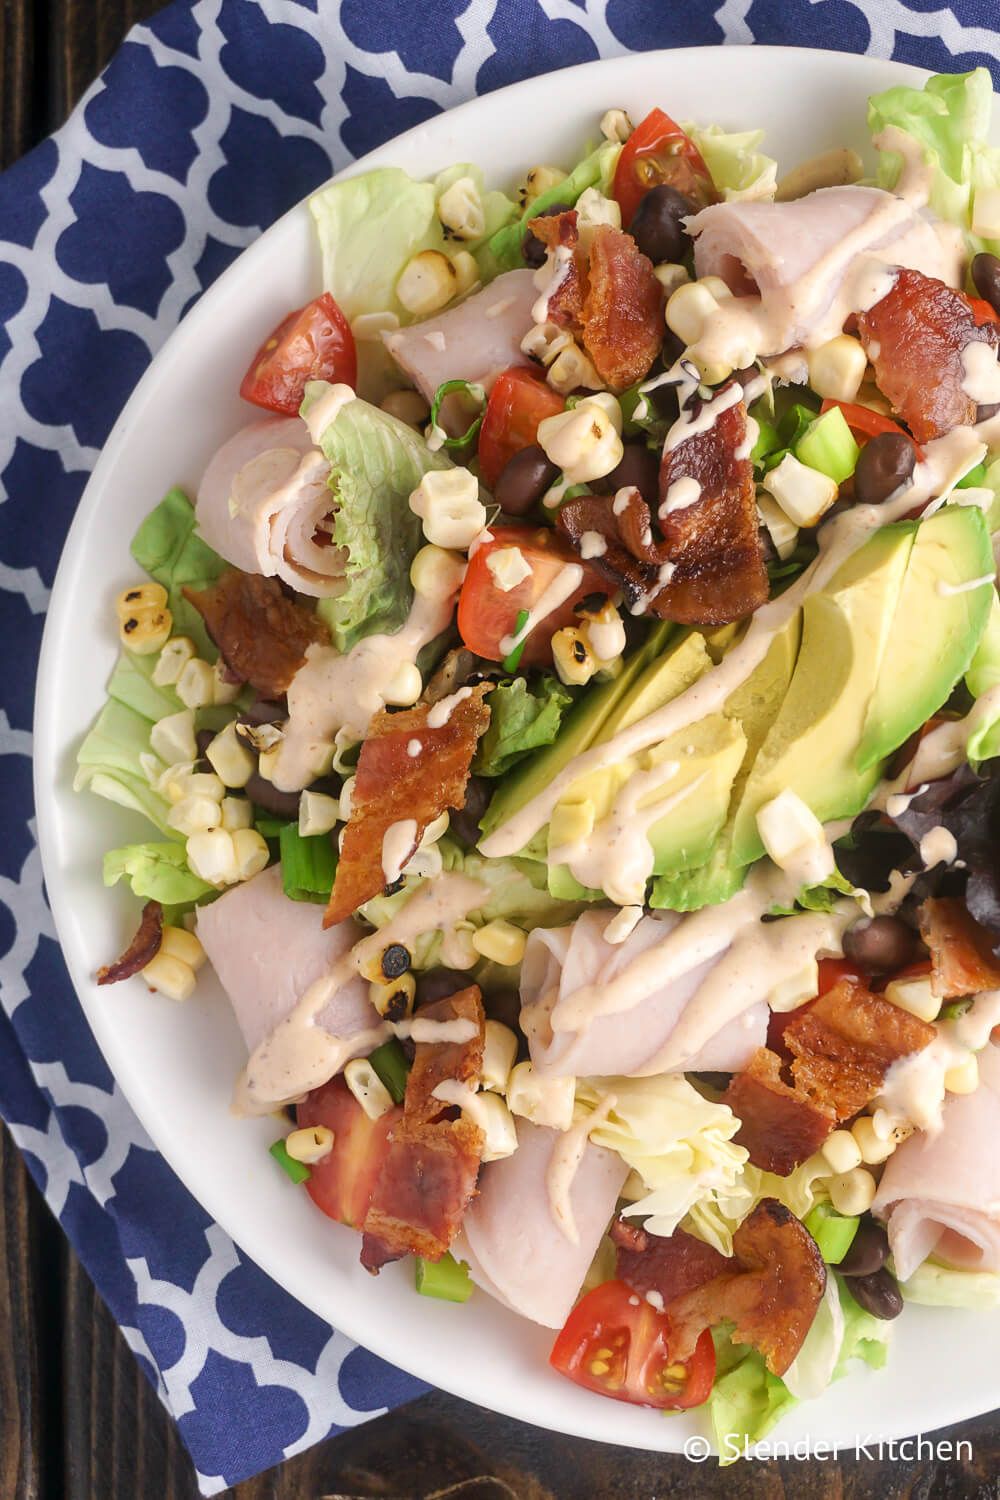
[
  {"xmin": 297, "ymin": 1077, "xmax": 401, "ymax": 1230},
  {"xmin": 550, "ymin": 1280, "xmax": 716, "ymax": 1409},
  {"xmin": 613, "ymin": 108, "xmax": 717, "ymax": 227},
  {"xmin": 240, "ymin": 293, "xmax": 357, "ymax": 415},
  {"xmin": 477, "ymin": 367, "xmax": 565, "ymax": 489},
  {"xmin": 457, "ymin": 526, "xmax": 607, "ymax": 667}
]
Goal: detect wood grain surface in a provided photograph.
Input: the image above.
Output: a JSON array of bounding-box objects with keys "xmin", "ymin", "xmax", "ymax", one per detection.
[{"xmin": 2, "ymin": 4, "xmax": 1000, "ymax": 1497}]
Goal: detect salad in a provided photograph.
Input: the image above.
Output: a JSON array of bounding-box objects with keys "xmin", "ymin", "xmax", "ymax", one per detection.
[{"xmin": 77, "ymin": 67, "xmax": 1000, "ymax": 1454}]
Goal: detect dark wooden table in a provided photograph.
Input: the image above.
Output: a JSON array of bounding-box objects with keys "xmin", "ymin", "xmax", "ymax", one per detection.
[{"xmin": 4, "ymin": 5, "xmax": 1000, "ymax": 1497}]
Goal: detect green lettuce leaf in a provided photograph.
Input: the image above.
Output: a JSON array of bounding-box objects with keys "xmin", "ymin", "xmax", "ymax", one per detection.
[
  {"xmin": 901, "ymin": 1260, "xmax": 1000, "ymax": 1307},
  {"xmin": 474, "ymin": 676, "xmax": 573, "ymax": 777},
  {"xmin": 104, "ymin": 842, "xmax": 214, "ymax": 911},
  {"xmin": 304, "ymin": 384, "xmax": 454, "ymax": 651},
  {"xmin": 685, "ymin": 123, "xmax": 778, "ymax": 202},
  {"xmin": 106, "ymin": 648, "xmax": 182, "ymax": 724},
  {"xmin": 75, "ymin": 696, "xmax": 175, "ymax": 835},
  {"xmin": 130, "ymin": 488, "xmax": 228, "ymax": 659},
  {"xmin": 480, "ymin": 139, "xmax": 621, "ymax": 276},
  {"xmin": 835, "ymin": 1278, "xmax": 892, "ymax": 1372},
  {"xmin": 708, "ymin": 1337, "xmax": 797, "ymax": 1464}
]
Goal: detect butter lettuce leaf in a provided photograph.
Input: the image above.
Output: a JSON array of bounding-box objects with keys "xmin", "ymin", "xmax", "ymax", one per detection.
[
  {"xmin": 475, "ymin": 675, "xmax": 574, "ymax": 777},
  {"xmin": 901, "ymin": 1260, "xmax": 1000, "ymax": 1307},
  {"xmin": 685, "ymin": 123, "xmax": 777, "ymax": 202},
  {"xmin": 75, "ymin": 695, "xmax": 174, "ymax": 835},
  {"xmin": 104, "ymin": 841, "xmax": 214, "ymax": 912},
  {"xmin": 708, "ymin": 1337, "xmax": 798, "ymax": 1464},
  {"xmin": 131, "ymin": 487, "xmax": 228, "ymax": 659}
]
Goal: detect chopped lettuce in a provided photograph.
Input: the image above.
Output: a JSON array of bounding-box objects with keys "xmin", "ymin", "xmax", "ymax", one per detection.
[
  {"xmin": 695, "ymin": 1155, "xmax": 831, "ymax": 1255},
  {"xmin": 708, "ymin": 1336, "xmax": 797, "ymax": 1463},
  {"xmin": 835, "ymin": 1277, "xmax": 892, "ymax": 1373},
  {"xmin": 106, "ymin": 648, "xmax": 181, "ymax": 724},
  {"xmin": 783, "ymin": 1273, "xmax": 844, "ymax": 1399},
  {"xmin": 104, "ymin": 841, "xmax": 214, "ymax": 911},
  {"xmin": 75, "ymin": 696, "xmax": 175, "ymax": 835},
  {"xmin": 304, "ymin": 384, "xmax": 453, "ymax": 652},
  {"xmin": 474, "ymin": 675, "xmax": 573, "ymax": 777},
  {"xmin": 685, "ymin": 123, "xmax": 777, "ymax": 202},
  {"xmin": 901, "ymin": 1260, "xmax": 1000, "ymax": 1307},
  {"xmin": 578, "ymin": 1075, "xmax": 748, "ymax": 1241},
  {"xmin": 130, "ymin": 488, "xmax": 228, "ymax": 660},
  {"xmin": 480, "ymin": 138, "xmax": 621, "ymax": 276}
]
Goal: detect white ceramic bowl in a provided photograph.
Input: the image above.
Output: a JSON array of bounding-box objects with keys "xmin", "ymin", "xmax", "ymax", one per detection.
[{"xmin": 35, "ymin": 45, "xmax": 1000, "ymax": 1453}]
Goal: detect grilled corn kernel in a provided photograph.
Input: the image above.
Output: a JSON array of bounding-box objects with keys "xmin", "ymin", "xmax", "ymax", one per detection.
[
  {"xmin": 119, "ymin": 604, "xmax": 172, "ymax": 655},
  {"xmin": 451, "ymin": 250, "xmax": 479, "ymax": 296},
  {"xmin": 368, "ymin": 971, "xmax": 416, "ymax": 1022},
  {"xmin": 383, "ymin": 661, "xmax": 423, "ymax": 708},
  {"xmin": 481, "ymin": 1020, "xmax": 518, "ymax": 1093},
  {"xmin": 580, "ymin": 600, "xmax": 626, "ymax": 664},
  {"xmin": 235, "ymin": 720, "xmax": 283, "ymax": 754},
  {"xmin": 762, "ymin": 452, "xmax": 838, "ymax": 529},
  {"xmin": 546, "ymin": 341, "xmax": 605, "ymax": 395},
  {"xmin": 472, "ymin": 919, "xmax": 527, "ymax": 966},
  {"xmin": 520, "ymin": 320, "xmax": 572, "ymax": 367},
  {"xmin": 380, "ymin": 389, "xmax": 431, "ymax": 429},
  {"xmin": 159, "ymin": 925, "xmax": 207, "ymax": 971},
  {"xmin": 186, "ymin": 828, "xmax": 238, "ymax": 887},
  {"xmin": 231, "ymin": 827, "xmax": 269, "ymax": 881},
  {"xmin": 141, "ymin": 951, "xmax": 196, "ymax": 1002},
  {"xmin": 167, "ymin": 793, "xmax": 223, "ymax": 837},
  {"xmin": 284, "ymin": 1125, "xmax": 334, "ymax": 1164},
  {"xmin": 160, "ymin": 767, "xmax": 224, "ymax": 805},
  {"xmin": 851, "ymin": 1115, "xmax": 898, "ymax": 1166},
  {"xmin": 697, "ymin": 275, "xmax": 734, "ymax": 305},
  {"xmin": 944, "ymin": 1052, "xmax": 979, "ymax": 1095},
  {"xmin": 256, "ymin": 744, "xmax": 282, "ymax": 784},
  {"xmin": 552, "ymin": 626, "xmax": 599, "ymax": 687},
  {"xmin": 206, "ymin": 721, "xmax": 255, "ymax": 789},
  {"xmin": 807, "ymin": 334, "xmax": 867, "ymax": 404},
  {"xmin": 665, "ymin": 280, "xmax": 720, "ymax": 345},
  {"xmin": 150, "ymin": 709, "xmax": 197, "ymax": 768},
  {"xmin": 437, "ymin": 175, "xmax": 485, "ymax": 240},
  {"xmin": 472, "ymin": 1092, "xmax": 518, "ymax": 1162},
  {"xmin": 441, "ymin": 923, "xmax": 479, "ymax": 969},
  {"xmin": 410, "ymin": 543, "xmax": 467, "ymax": 602},
  {"xmin": 600, "ymin": 107, "xmax": 633, "ymax": 144},
  {"xmin": 396, "ymin": 250, "xmax": 457, "ymax": 316},
  {"xmin": 176, "ymin": 657, "xmax": 216, "ymax": 709},
  {"xmin": 153, "ymin": 635, "xmax": 196, "ymax": 687},
  {"xmin": 409, "ymin": 467, "xmax": 486, "ymax": 551},
  {"xmin": 827, "ymin": 1166, "xmax": 877, "ymax": 1217},
  {"xmin": 116, "ymin": 582, "xmax": 168, "ymax": 619},
  {"xmin": 653, "ymin": 262, "xmax": 690, "ymax": 297},
  {"xmin": 821, "ymin": 1128, "xmax": 863, "ymax": 1175},
  {"xmin": 344, "ymin": 1058, "xmax": 395, "ymax": 1121},
  {"xmin": 299, "ymin": 790, "xmax": 340, "ymax": 838},
  {"xmin": 757, "ymin": 493, "xmax": 799, "ymax": 561},
  {"xmin": 520, "ymin": 164, "xmax": 566, "ymax": 208},
  {"xmin": 506, "ymin": 1061, "xmax": 575, "ymax": 1131},
  {"xmin": 884, "ymin": 974, "xmax": 940, "ymax": 1024},
  {"xmin": 220, "ymin": 796, "xmax": 253, "ymax": 832},
  {"xmin": 211, "ymin": 660, "xmax": 242, "ymax": 705}
]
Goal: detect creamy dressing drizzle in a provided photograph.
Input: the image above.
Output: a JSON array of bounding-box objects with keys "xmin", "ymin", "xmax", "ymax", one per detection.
[
  {"xmin": 303, "ymin": 383, "xmax": 356, "ymax": 444},
  {"xmin": 396, "ymin": 1017, "xmax": 480, "ymax": 1044},
  {"xmin": 499, "ymin": 563, "xmax": 583, "ymax": 656},
  {"xmin": 382, "ymin": 819, "xmax": 419, "ymax": 883},
  {"xmin": 904, "ymin": 684, "xmax": 1000, "ymax": 785},
  {"xmin": 659, "ymin": 475, "xmax": 702, "ymax": 517},
  {"xmin": 426, "ymin": 685, "xmax": 474, "ymax": 728},
  {"xmin": 602, "ymin": 904, "xmax": 644, "ymax": 944},
  {"xmin": 579, "ymin": 530, "xmax": 608, "ymax": 559},
  {"xmin": 877, "ymin": 989, "xmax": 1000, "ymax": 1134},
  {"xmin": 547, "ymin": 1094, "xmax": 617, "ymax": 1245},
  {"xmin": 532, "ymin": 245, "xmax": 573, "ymax": 325},
  {"xmin": 919, "ymin": 825, "xmax": 958, "ymax": 868},
  {"xmin": 937, "ymin": 573, "xmax": 995, "ymax": 597}
]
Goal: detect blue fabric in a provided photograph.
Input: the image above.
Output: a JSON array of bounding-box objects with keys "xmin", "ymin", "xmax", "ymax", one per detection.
[{"xmin": 1, "ymin": 0, "xmax": 998, "ymax": 1491}]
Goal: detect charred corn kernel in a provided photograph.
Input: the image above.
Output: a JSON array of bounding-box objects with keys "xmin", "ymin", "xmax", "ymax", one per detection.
[
  {"xmin": 472, "ymin": 919, "xmax": 526, "ymax": 966},
  {"xmin": 396, "ymin": 250, "xmax": 457, "ymax": 316},
  {"xmin": 119, "ymin": 605, "xmax": 172, "ymax": 655},
  {"xmin": 580, "ymin": 600, "xmax": 626, "ymax": 663},
  {"xmin": 437, "ymin": 175, "xmax": 485, "ymax": 240},
  {"xmin": 141, "ymin": 951, "xmax": 196, "ymax": 1002},
  {"xmin": 231, "ymin": 827, "xmax": 269, "ymax": 881},
  {"xmin": 212, "ymin": 660, "xmax": 242, "ymax": 705},
  {"xmin": 481, "ymin": 1020, "xmax": 518, "ymax": 1093},
  {"xmin": 450, "ymin": 250, "xmax": 479, "ymax": 296},
  {"xmin": 299, "ymin": 790, "xmax": 340, "ymax": 837},
  {"xmin": 697, "ymin": 276, "xmax": 734, "ymax": 304},
  {"xmin": 361, "ymin": 943, "xmax": 411, "ymax": 984},
  {"xmin": 256, "ymin": 744, "xmax": 282, "ymax": 783},
  {"xmin": 821, "ymin": 1128, "xmax": 863, "ymax": 1175},
  {"xmin": 852, "ymin": 1115, "xmax": 898, "ymax": 1166},
  {"xmin": 520, "ymin": 320, "xmax": 573, "ymax": 367},
  {"xmin": 116, "ymin": 582, "xmax": 168, "ymax": 620},
  {"xmin": 762, "ymin": 452, "xmax": 838, "ymax": 529},
  {"xmin": 506, "ymin": 1061, "xmax": 575, "ymax": 1131},
  {"xmin": 410, "ymin": 543, "xmax": 467, "ymax": 601},
  {"xmin": 159, "ymin": 925, "xmax": 206, "ymax": 971},
  {"xmin": 206, "ymin": 721, "xmax": 255, "ymax": 789},
  {"xmin": 775, "ymin": 147, "xmax": 864, "ymax": 202},
  {"xmin": 757, "ymin": 493, "xmax": 799, "ymax": 561},
  {"xmin": 768, "ymin": 960, "xmax": 820, "ymax": 1014},
  {"xmin": 383, "ymin": 661, "xmax": 423, "ymax": 708},
  {"xmin": 153, "ymin": 636, "xmax": 196, "ymax": 687},
  {"xmin": 546, "ymin": 341, "xmax": 605, "ymax": 395},
  {"xmin": 653, "ymin": 262, "xmax": 690, "ymax": 297},
  {"xmin": 884, "ymin": 974, "xmax": 939, "ymax": 1024},
  {"xmin": 945, "ymin": 1052, "xmax": 979, "ymax": 1095},
  {"xmin": 470, "ymin": 1092, "xmax": 518, "ymax": 1162},
  {"xmin": 575, "ymin": 187, "xmax": 621, "ymax": 234},
  {"xmin": 176, "ymin": 657, "xmax": 216, "ymax": 709},
  {"xmin": 368, "ymin": 971, "xmax": 416, "ymax": 1022},
  {"xmin": 665, "ymin": 280, "xmax": 720, "ymax": 345},
  {"xmin": 344, "ymin": 1058, "xmax": 395, "ymax": 1121},
  {"xmin": 537, "ymin": 394, "xmax": 622, "ymax": 483},
  {"xmin": 150, "ymin": 709, "xmax": 197, "ymax": 767},
  {"xmin": 235, "ymin": 721, "xmax": 284, "ymax": 754},
  {"xmin": 284, "ymin": 1125, "xmax": 334, "ymax": 1164},
  {"xmin": 520, "ymin": 164, "xmax": 566, "ymax": 208},
  {"xmin": 159, "ymin": 767, "xmax": 224, "ymax": 805},
  {"xmin": 549, "ymin": 799, "xmax": 595, "ymax": 849},
  {"xmin": 600, "ymin": 107, "xmax": 633, "ymax": 143},
  {"xmin": 220, "ymin": 796, "xmax": 253, "ymax": 832},
  {"xmin": 441, "ymin": 923, "xmax": 479, "ymax": 970},
  {"xmin": 807, "ymin": 334, "xmax": 867, "ymax": 403},
  {"xmin": 552, "ymin": 626, "xmax": 599, "ymax": 687},
  {"xmin": 828, "ymin": 1166, "xmax": 877, "ymax": 1217},
  {"xmin": 409, "ymin": 467, "xmax": 486, "ymax": 551},
  {"xmin": 186, "ymin": 828, "xmax": 238, "ymax": 887},
  {"xmin": 167, "ymin": 793, "xmax": 222, "ymax": 837},
  {"xmin": 380, "ymin": 389, "xmax": 430, "ymax": 429}
]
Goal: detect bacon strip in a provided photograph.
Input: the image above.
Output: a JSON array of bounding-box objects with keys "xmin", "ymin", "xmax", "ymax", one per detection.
[
  {"xmin": 614, "ymin": 1221, "xmax": 728, "ymax": 1302},
  {"xmin": 361, "ymin": 987, "xmax": 486, "ymax": 1271},
  {"xmin": 723, "ymin": 1048, "xmax": 835, "ymax": 1176},
  {"xmin": 324, "ymin": 686, "xmax": 491, "ymax": 927},
  {"xmin": 918, "ymin": 897, "xmax": 1000, "ymax": 999},
  {"xmin": 184, "ymin": 569, "xmax": 327, "ymax": 698},
  {"xmin": 97, "ymin": 900, "xmax": 164, "ymax": 985},
  {"xmin": 858, "ymin": 269, "xmax": 1000, "ymax": 443}
]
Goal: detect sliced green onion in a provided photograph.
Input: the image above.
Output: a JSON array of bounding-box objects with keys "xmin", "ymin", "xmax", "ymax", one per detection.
[
  {"xmin": 750, "ymin": 416, "xmax": 781, "ymax": 466},
  {"xmin": 804, "ymin": 1202, "xmax": 859, "ymax": 1265},
  {"xmin": 255, "ymin": 816, "xmax": 288, "ymax": 841},
  {"xmin": 429, "ymin": 379, "xmax": 487, "ymax": 450},
  {"xmin": 415, "ymin": 1251, "xmax": 474, "ymax": 1303},
  {"xmin": 368, "ymin": 1039, "xmax": 410, "ymax": 1104},
  {"xmin": 501, "ymin": 609, "xmax": 531, "ymax": 674},
  {"xmin": 795, "ymin": 406, "xmax": 860, "ymax": 485},
  {"xmin": 279, "ymin": 822, "xmax": 338, "ymax": 904},
  {"xmin": 269, "ymin": 1138, "xmax": 311, "ymax": 1185},
  {"xmin": 957, "ymin": 461, "xmax": 988, "ymax": 490},
  {"xmin": 940, "ymin": 997, "xmax": 973, "ymax": 1021}
]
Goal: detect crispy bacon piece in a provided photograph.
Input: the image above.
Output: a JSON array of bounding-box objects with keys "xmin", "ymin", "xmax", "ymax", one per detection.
[
  {"xmin": 361, "ymin": 987, "xmax": 486, "ymax": 1271},
  {"xmin": 615, "ymin": 1222, "xmax": 728, "ymax": 1302},
  {"xmin": 324, "ymin": 685, "xmax": 491, "ymax": 927},
  {"xmin": 857, "ymin": 269, "xmax": 1000, "ymax": 443},
  {"xmin": 918, "ymin": 897, "xmax": 1000, "ymax": 999},
  {"xmin": 96, "ymin": 900, "xmax": 163, "ymax": 985},
  {"xmin": 665, "ymin": 1200, "xmax": 826, "ymax": 1376},
  {"xmin": 528, "ymin": 213, "xmax": 663, "ymax": 390},
  {"xmin": 723, "ymin": 1048, "xmax": 835, "ymax": 1175},
  {"xmin": 184, "ymin": 569, "xmax": 327, "ymax": 698}
]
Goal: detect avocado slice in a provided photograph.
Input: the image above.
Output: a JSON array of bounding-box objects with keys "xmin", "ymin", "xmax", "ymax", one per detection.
[{"xmin": 855, "ymin": 505, "xmax": 994, "ymax": 771}]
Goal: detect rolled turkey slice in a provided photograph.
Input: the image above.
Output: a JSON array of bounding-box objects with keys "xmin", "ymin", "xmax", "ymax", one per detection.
[
  {"xmin": 196, "ymin": 415, "xmax": 347, "ymax": 598},
  {"xmin": 872, "ymin": 1043, "xmax": 1000, "ymax": 1282},
  {"xmin": 382, "ymin": 269, "xmax": 537, "ymax": 403},
  {"xmin": 519, "ymin": 909, "xmax": 767, "ymax": 1078},
  {"xmin": 196, "ymin": 864, "xmax": 377, "ymax": 1056},
  {"xmin": 461, "ymin": 1119, "xmax": 628, "ymax": 1328}
]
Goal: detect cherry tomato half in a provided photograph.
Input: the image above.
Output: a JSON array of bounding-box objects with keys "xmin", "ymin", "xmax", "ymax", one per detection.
[
  {"xmin": 457, "ymin": 526, "xmax": 608, "ymax": 667},
  {"xmin": 550, "ymin": 1279, "xmax": 716, "ymax": 1410},
  {"xmin": 477, "ymin": 367, "xmax": 565, "ymax": 490},
  {"xmin": 297, "ymin": 1077, "xmax": 401, "ymax": 1230},
  {"xmin": 613, "ymin": 108, "xmax": 717, "ymax": 228},
  {"xmin": 240, "ymin": 293, "xmax": 357, "ymax": 415}
]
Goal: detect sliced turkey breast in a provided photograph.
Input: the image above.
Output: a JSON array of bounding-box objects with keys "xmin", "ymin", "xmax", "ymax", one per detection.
[{"xmin": 382, "ymin": 269, "xmax": 537, "ymax": 402}]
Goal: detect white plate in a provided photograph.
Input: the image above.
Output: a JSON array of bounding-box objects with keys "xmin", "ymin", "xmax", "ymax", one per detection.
[{"xmin": 35, "ymin": 45, "xmax": 1000, "ymax": 1454}]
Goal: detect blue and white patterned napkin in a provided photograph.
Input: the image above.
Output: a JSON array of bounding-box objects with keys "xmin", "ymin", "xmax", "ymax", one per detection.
[{"xmin": 2, "ymin": 1, "xmax": 999, "ymax": 1491}]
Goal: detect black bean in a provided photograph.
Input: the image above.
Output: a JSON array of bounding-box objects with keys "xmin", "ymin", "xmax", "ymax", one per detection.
[
  {"xmin": 842, "ymin": 915, "xmax": 918, "ymax": 975},
  {"xmin": 606, "ymin": 441, "xmax": 660, "ymax": 507},
  {"xmin": 844, "ymin": 1266, "xmax": 903, "ymax": 1320},
  {"xmin": 494, "ymin": 444, "xmax": 558, "ymax": 515},
  {"xmin": 627, "ymin": 184, "xmax": 694, "ymax": 266},
  {"xmin": 522, "ymin": 202, "xmax": 571, "ymax": 269},
  {"xmin": 972, "ymin": 251, "xmax": 1000, "ymax": 317},
  {"xmin": 195, "ymin": 728, "xmax": 215, "ymax": 764},
  {"xmin": 838, "ymin": 1218, "xmax": 890, "ymax": 1277},
  {"xmin": 448, "ymin": 775, "xmax": 492, "ymax": 847},
  {"xmin": 852, "ymin": 432, "xmax": 915, "ymax": 507},
  {"xmin": 244, "ymin": 769, "xmax": 301, "ymax": 819},
  {"xmin": 415, "ymin": 969, "xmax": 473, "ymax": 1006}
]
